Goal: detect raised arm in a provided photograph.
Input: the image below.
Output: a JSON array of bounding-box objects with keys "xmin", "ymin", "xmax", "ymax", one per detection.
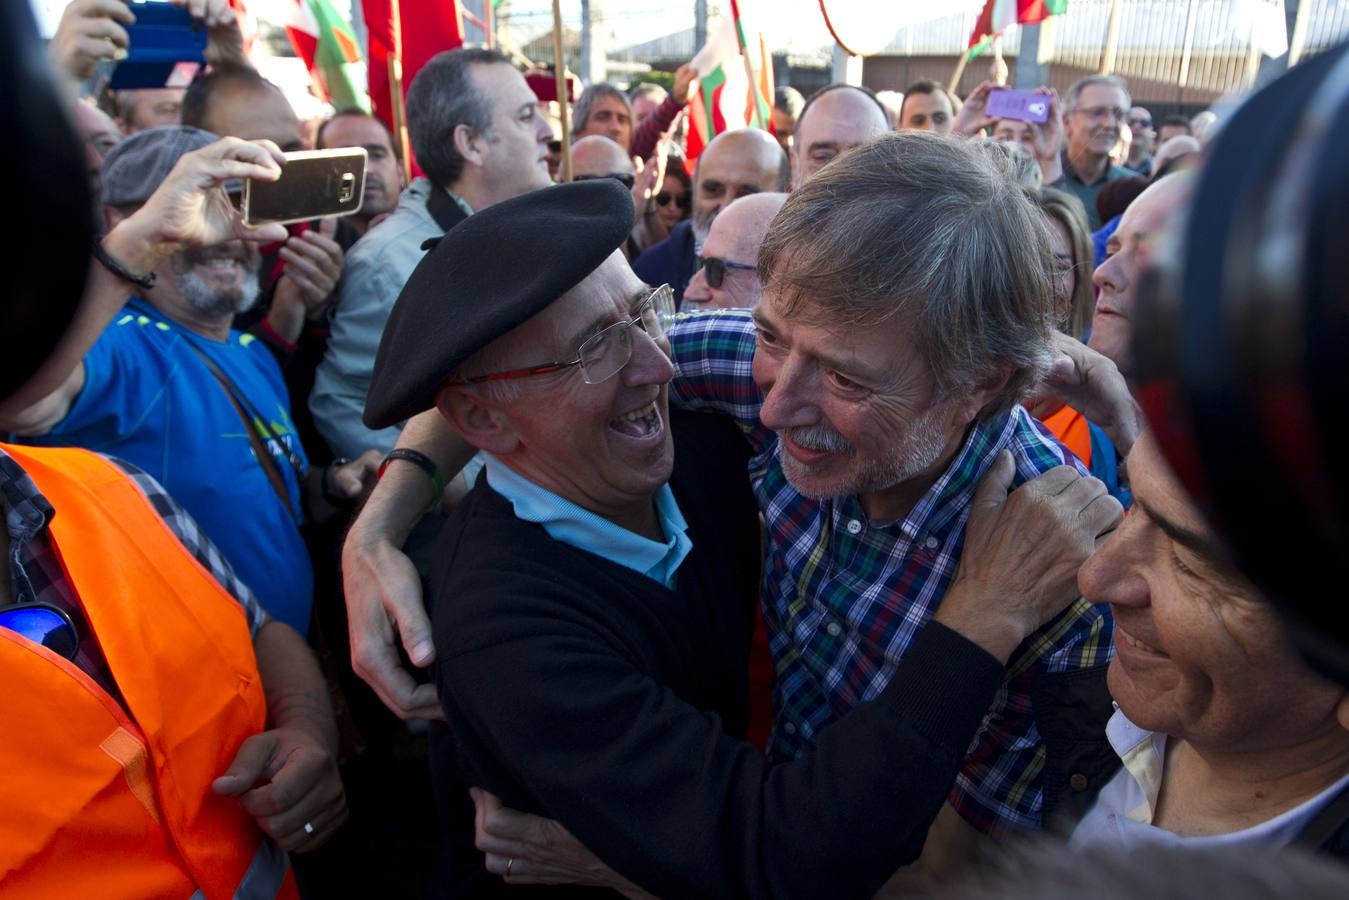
[{"xmin": 0, "ymin": 137, "xmax": 285, "ymax": 434}]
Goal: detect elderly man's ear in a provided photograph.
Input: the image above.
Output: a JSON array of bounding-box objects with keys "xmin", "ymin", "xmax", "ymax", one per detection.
[
  {"xmin": 1337, "ymin": 694, "xmax": 1349, "ymax": 732},
  {"xmin": 436, "ymin": 386, "xmax": 520, "ymax": 455}
]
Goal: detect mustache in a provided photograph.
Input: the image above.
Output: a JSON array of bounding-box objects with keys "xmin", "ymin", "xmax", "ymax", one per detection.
[{"xmin": 783, "ymin": 425, "xmax": 853, "ymax": 454}]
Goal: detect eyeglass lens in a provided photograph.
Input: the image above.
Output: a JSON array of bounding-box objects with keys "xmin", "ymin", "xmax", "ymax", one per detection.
[
  {"xmin": 0, "ymin": 605, "xmax": 78, "ymax": 659},
  {"xmin": 575, "ymin": 286, "xmax": 675, "ymax": 384}
]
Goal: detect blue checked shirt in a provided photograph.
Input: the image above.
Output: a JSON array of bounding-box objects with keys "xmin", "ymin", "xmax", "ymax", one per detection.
[{"xmin": 668, "ymin": 310, "xmax": 1115, "ymax": 835}]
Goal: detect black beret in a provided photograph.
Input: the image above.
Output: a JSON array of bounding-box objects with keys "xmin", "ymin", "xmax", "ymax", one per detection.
[{"xmin": 364, "ymin": 178, "xmax": 635, "ymax": 429}]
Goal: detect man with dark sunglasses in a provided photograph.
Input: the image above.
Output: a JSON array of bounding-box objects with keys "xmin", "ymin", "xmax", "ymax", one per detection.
[{"xmin": 684, "ymin": 192, "xmax": 787, "ymax": 310}]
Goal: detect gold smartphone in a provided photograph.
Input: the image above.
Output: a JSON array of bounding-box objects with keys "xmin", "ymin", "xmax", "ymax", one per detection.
[{"xmin": 243, "ymin": 148, "xmax": 367, "ymax": 226}]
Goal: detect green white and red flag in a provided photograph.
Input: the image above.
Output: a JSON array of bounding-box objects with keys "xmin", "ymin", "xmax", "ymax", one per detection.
[
  {"xmin": 967, "ymin": 0, "xmax": 1068, "ymax": 60},
  {"xmin": 283, "ymin": 0, "xmax": 369, "ymax": 112},
  {"xmin": 684, "ymin": 4, "xmax": 774, "ymax": 168}
]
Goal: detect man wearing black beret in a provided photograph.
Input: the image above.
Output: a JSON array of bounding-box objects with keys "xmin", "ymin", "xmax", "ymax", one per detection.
[{"xmin": 363, "ymin": 178, "xmax": 1106, "ymax": 898}]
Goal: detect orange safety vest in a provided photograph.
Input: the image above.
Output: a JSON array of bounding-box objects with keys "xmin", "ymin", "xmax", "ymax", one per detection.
[
  {"xmin": 1040, "ymin": 406, "xmax": 1092, "ymax": 468},
  {"xmin": 0, "ymin": 444, "xmax": 297, "ymax": 900}
]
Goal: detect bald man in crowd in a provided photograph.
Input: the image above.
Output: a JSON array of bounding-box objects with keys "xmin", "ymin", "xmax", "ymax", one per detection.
[
  {"xmin": 632, "ymin": 128, "xmax": 787, "ymax": 305},
  {"xmin": 571, "ymin": 134, "xmax": 636, "ymax": 181},
  {"xmin": 683, "ymin": 192, "xmax": 787, "ymax": 310},
  {"xmin": 791, "ymin": 84, "xmax": 890, "ymax": 187}
]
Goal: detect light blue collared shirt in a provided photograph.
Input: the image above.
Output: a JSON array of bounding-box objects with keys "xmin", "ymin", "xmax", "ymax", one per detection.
[{"xmin": 482, "ymin": 453, "xmax": 692, "ymax": 589}]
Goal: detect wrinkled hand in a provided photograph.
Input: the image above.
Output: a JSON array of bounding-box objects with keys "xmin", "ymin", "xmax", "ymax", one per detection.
[
  {"xmin": 952, "ymin": 81, "xmax": 997, "ymax": 136},
  {"xmin": 935, "ymin": 451, "xmax": 1122, "ymax": 662},
  {"xmin": 470, "ymin": 788, "xmax": 655, "ymax": 899},
  {"xmin": 342, "ymin": 523, "xmax": 443, "ymax": 720},
  {"xmin": 278, "ymin": 218, "xmax": 344, "ymax": 320},
  {"xmin": 50, "ymin": 0, "xmax": 134, "ymax": 83},
  {"xmin": 122, "ymin": 137, "xmax": 287, "ymax": 259},
  {"xmin": 212, "ymin": 727, "xmax": 347, "ymax": 852},
  {"xmin": 672, "ymin": 63, "xmax": 699, "ymax": 106},
  {"xmin": 1028, "ymin": 332, "xmax": 1142, "ymax": 456}
]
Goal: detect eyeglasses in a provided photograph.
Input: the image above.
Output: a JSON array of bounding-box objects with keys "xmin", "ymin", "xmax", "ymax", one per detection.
[
  {"xmin": 655, "ymin": 191, "xmax": 691, "ymax": 211},
  {"xmin": 698, "ymin": 256, "xmax": 757, "ymax": 289},
  {"xmin": 0, "ymin": 601, "xmax": 78, "ymax": 660},
  {"xmin": 1128, "ymin": 115, "xmax": 1152, "ymax": 129},
  {"xmin": 454, "ymin": 284, "xmax": 677, "ymax": 386},
  {"xmin": 1074, "ymin": 105, "xmax": 1128, "ymax": 122},
  {"xmin": 574, "ymin": 173, "xmax": 636, "ymax": 189}
]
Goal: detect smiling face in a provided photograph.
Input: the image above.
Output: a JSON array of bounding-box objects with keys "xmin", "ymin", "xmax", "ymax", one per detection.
[
  {"xmin": 1078, "ymin": 433, "xmax": 1348, "ymax": 752},
  {"xmin": 1066, "ymin": 83, "xmax": 1128, "ymax": 161},
  {"xmin": 445, "ymin": 255, "xmax": 676, "ymax": 522},
  {"xmin": 1088, "ymin": 174, "xmax": 1191, "ymax": 375},
  {"xmin": 750, "ymin": 287, "xmax": 983, "ymax": 518}
]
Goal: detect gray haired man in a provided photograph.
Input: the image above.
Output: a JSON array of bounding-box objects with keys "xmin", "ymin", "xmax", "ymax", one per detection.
[
  {"xmin": 311, "ymin": 48, "xmax": 553, "ymax": 458},
  {"xmin": 1051, "ymin": 74, "xmax": 1135, "ymax": 229}
]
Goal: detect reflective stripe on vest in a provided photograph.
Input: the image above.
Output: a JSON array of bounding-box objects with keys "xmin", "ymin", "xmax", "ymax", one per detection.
[{"xmin": 0, "ymin": 444, "xmax": 292, "ymax": 900}]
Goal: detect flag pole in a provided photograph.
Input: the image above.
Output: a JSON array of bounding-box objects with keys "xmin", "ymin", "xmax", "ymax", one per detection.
[
  {"xmin": 388, "ymin": 0, "xmax": 412, "ymax": 182},
  {"xmin": 728, "ymin": 0, "xmax": 766, "ymax": 130},
  {"xmin": 950, "ymin": 48, "xmax": 971, "ymax": 94},
  {"xmin": 551, "ymin": 0, "xmax": 572, "ymax": 182},
  {"xmin": 484, "ymin": 0, "xmax": 494, "ymax": 49}
]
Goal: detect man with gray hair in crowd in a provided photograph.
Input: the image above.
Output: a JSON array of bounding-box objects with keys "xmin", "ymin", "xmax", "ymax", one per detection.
[
  {"xmin": 1051, "ymin": 74, "xmax": 1135, "ymax": 229},
  {"xmin": 311, "ymin": 47, "xmax": 553, "ymax": 459},
  {"xmin": 344, "ymin": 132, "xmax": 1122, "ymax": 882}
]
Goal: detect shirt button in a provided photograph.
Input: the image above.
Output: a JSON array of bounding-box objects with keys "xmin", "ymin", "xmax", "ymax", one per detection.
[
  {"xmin": 1070, "ymin": 773, "xmax": 1089, "ymax": 791},
  {"xmin": 783, "ymin": 722, "xmax": 797, "ymax": 735},
  {"xmin": 826, "ymin": 622, "xmax": 842, "ymax": 637},
  {"xmin": 845, "ymin": 519, "xmax": 862, "ymax": 535},
  {"xmin": 924, "ymin": 536, "xmax": 939, "ymax": 550}
]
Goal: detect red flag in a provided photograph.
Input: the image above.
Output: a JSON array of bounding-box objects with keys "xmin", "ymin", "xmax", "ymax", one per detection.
[{"xmin": 363, "ymin": 0, "xmax": 466, "ymax": 132}]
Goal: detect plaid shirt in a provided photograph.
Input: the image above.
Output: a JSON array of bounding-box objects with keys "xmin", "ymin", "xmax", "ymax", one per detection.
[
  {"xmin": 0, "ymin": 447, "xmax": 267, "ymax": 701},
  {"xmin": 669, "ymin": 311, "xmax": 1115, "ymax": 835}
]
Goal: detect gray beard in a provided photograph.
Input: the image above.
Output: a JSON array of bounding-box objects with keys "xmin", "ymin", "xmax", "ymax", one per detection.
[
  {"xmin": 779, "ymin": 402, "xmax": 952, "ymax": 500},
  {"xmin": 170, "ymin": 250, "xmax": 261, "ymax": 318}
]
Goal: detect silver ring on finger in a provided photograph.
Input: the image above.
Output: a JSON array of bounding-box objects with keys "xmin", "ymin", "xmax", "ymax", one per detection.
[
  {"xmin": 506, "ymin": 857, "xmax": 515, "ymax": 878},
  {"xmin": 303, "ymin": 820, "xmax": 316, "ymax": 836}
]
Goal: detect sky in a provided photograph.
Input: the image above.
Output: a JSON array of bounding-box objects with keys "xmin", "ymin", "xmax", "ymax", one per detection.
[{"xmin": 32, "ymin": 0, "xmax": 987, "ymax": 54}]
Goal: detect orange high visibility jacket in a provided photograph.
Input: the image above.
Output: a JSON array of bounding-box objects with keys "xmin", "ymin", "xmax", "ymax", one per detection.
[
  {"xmin": 1040, "ymin": 406, "xmax": 1092, "ymax": 468},
  {"xmin": 0, "ymin": 444, "xmax": 296, "ymax": 900}
]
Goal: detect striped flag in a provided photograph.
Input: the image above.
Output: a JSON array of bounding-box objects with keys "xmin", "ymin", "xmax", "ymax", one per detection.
[
  {"xmin": 685, "ymin": 6, "xmax": 774, "ymax": 168},
  {"xmin": 363, "ymin": 0, "xmax": 465, "ymax": 135},
  {"xmin": 284, "ymin": 0, "xmax": 369, "ymax": 111},
  {"xmin": 967, "ymin": 0, "xmax": 1068, "ymax": 60}
]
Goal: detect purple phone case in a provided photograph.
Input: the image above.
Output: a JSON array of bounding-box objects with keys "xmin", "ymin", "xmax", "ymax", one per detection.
[{"xmin": 987, "ymin": 89, "xmax": 1051, "ymax": 124}]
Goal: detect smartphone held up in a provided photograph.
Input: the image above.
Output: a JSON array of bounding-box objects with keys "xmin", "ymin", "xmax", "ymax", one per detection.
[
  {"xmin": 243, "ymin": 148, "xmax": 368, "ymax": 227},
  {"xmin": 986, "ymin": 88, "xmax": 1051, "ymax": 124}
]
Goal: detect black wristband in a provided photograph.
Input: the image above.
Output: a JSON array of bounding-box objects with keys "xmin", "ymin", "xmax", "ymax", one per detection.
[
  {"xmin": 93, "ymin": 241, "xmax": 156, "ymax": 290},
  {"xmin": 378, "ymin": 448, "xmax": 446, "ymax": 498}
]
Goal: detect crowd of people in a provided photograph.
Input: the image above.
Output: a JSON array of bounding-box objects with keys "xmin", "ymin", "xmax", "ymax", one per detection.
[{"xmin": 4, "ymin": 0, "xmax": 1349, "ymax": 897}]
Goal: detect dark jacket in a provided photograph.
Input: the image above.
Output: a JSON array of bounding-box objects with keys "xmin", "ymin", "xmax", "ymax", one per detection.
[
  {"xmin": 428, "ymin": 411, "xmax": 1007, "ymax": 899},
  {"xmin": 632, "ymin": 219, "xmax": 698, "ymax": 304},
  {"xmin": 1035, "ymin": 664, "xmax": 1349, "ymax": 857}
]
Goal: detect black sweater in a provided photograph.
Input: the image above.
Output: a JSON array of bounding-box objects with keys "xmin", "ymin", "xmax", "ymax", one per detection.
[{"xmin": 429, "ymin": 413, "xmax": 1005, "ymax": 899}]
